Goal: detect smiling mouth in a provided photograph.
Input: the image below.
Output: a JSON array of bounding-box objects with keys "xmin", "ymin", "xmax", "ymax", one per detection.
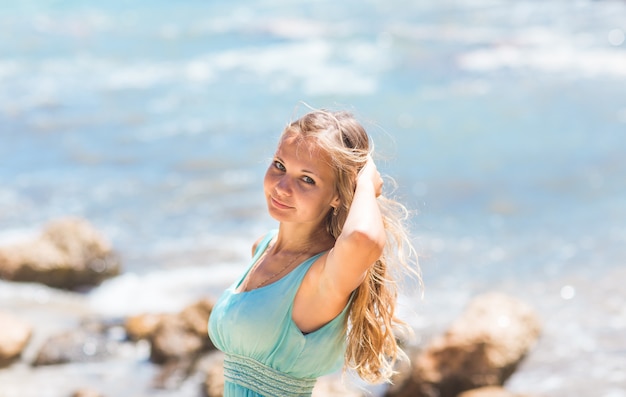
[{"xmin": 271, "ymin": 197, "xmax": 291, "ymax": 209}]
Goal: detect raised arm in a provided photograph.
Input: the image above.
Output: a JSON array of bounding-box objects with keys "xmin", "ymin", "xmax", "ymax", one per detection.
[{"xmin": 323, "ymin": 156, "xmax": 385, "ymax": 296}]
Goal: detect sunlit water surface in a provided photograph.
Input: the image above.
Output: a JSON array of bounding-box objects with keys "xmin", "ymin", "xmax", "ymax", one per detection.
[{"xmin": 1, "ymin": 0, "xmax": 625, "ymax": 396}]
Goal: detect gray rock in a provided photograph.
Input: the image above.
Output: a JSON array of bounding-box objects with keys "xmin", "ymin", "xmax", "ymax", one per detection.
[
  {"xmin": 149, "ymin": 298, "xmax": 215, "ymax": 364},
  {"xmin": 33, "ymin": 319, "xmax": 120, "ymax": 366},
  {"xmin": 0, "ymin": 217, "xmax": 121, "ymax": 290},
  {"xmin": 386, "ymin": 292, "xmax": 542, "ymax": 397}
]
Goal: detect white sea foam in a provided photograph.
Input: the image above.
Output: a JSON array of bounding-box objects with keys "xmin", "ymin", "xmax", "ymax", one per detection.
[
  {"xmin": 0, "ymin": 60, "xmax": 19, "ymax": 80},
  {"xmin": 460, "ymin": 45, "xmax": 626, "ymax": 78},
  {"xmin": 458, "ymin": 26, "xmax": 626, "ymax": 78},
  {"xmin": 0, "ymin": 280, "xmax": 88, "ymax": 314},
  {"xmin": 391, "ymin": 23, "xmax": 503, "ymax": 44},
  {"xmin": 255, "ymin": 18, "xmax": 330, "ymax": 39},
  {"xmin": 386, "ymin": 20, "xmax": 626, "ymax": 79},
  {"xmin": 87, "ymin": 263, "xmax": 242, "ymax": 317},
  {"xmin": 0, "ymin": 227, "xmax": 39, "ymax": 245},
  {"xmin": 106, "ymin": 62, "xmax": 178, "ymax": 90},
  {"xmin": 206, "ymin": 40, "xmax": 382, "ymax": 95},
  {"xmin": 0, "ymin": 38, "xmax": 384, "ymax": 118},
  {"xmin": 608, "ymin": 28, "xmax": 625, "ymax": 46}
]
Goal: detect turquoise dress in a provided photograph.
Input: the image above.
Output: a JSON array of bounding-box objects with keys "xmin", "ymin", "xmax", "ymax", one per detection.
[{"xmin": 208, "ymin": 230, "xmax": 350, "ymax": 397}]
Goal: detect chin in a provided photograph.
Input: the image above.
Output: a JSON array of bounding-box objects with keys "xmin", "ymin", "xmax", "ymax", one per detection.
[{"xmin": 266, "ymin": 201, "xmax": 286, "ymax": 221}]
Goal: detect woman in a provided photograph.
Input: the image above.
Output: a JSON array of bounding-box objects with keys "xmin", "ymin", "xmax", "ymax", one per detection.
[{"xmin": 208, "ymin": 108, "xmax": 419, "ymax": 396}]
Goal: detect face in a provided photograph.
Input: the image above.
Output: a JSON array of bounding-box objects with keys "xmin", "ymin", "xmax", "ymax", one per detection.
[{"xmin": 263, "ymin": 133, "xmax": 340, "ymax": 226}]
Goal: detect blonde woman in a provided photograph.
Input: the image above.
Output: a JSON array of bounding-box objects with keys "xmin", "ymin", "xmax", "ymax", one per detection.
[{"xmin": 209, "ymin": 108, "xmax": 419, "ymax": 396}]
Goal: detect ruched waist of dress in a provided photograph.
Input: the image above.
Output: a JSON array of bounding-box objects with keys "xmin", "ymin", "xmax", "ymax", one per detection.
[{"xmin": 223, "ymin": 353, "xmax": 317, "ymax": 397}]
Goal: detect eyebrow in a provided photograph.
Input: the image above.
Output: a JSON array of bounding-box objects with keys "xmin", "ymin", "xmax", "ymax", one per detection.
[{"xmin": 275, "ymin": 155, "xmax": 319, "ymax": 177}]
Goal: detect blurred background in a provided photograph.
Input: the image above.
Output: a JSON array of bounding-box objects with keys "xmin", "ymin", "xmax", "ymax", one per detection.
[{"xmin": 1, "ymin": 0, "xmax": 625, "ymax": 396}]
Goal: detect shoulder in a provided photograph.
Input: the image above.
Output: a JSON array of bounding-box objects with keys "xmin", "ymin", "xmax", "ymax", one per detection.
[
  {"xmin": 251, "ymin": 235, "xmax": 264, "ymax": 257},
  {"xmin": 250, "ymin": 229, "xmax": 278, "ymax": 257}
]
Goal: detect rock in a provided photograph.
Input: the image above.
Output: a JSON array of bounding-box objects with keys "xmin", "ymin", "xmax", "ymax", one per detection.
[
  {"xmin": 149, "ymin": 298, "xmax": 216, "ymax": 364},
  {"xmin": 125, "ymin": 313, "xmax": 165, "ymax": 341},
  {"xmin": 0, "ymin": 217, "xmax": 121, "ymax": 289},
  {"xmin": 149, "ymin": 315, "xmax": 204, "ymax": 364},
  {"xmin": 0, "ymin": 311, "xmax": 32, "ymax": 368},
  {"xmin": 33, "ymin": 319, "xmax": 120, "ymax": 366},
  {"xmin": 180, "ymin": 297, "xmax": 214, "ymax": 337},
  {"xmin": 149, "ymin": 296, "xmax": 217, "ymax": 390},
  {"xmin": 386, "ymin": 293, "xmax": 542, "ymax": 397}
]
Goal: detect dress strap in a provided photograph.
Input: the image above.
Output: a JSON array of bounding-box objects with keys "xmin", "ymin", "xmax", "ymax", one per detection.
[
  {"xmin": 235, "ymin": 230, "xmax": 277, "ymax": 290},
  {"xmin": 252, "ymin": 229, "xmax": 278, "ymax": 257},
  {"xmin": 223, "ymin": 353, "xmax": 316, "ymax": 397}
]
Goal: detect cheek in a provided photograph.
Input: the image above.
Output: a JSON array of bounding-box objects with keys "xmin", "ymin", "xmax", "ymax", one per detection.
[
  {"xmin": 263, "ymin": 169, "xmax": 274, "ymax": 190},
  {"xmin": 312, "ymin": 188, "xmax": 337, "ymax": 210}
]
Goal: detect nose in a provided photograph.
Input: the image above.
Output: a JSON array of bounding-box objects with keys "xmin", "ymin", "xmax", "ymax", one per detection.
[{"xmin": 275, "ymin": 175, "xmax": 292, "ymax": 196}]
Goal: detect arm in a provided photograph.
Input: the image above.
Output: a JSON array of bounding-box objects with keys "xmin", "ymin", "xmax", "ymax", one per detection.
[{"xmin": 323, "ymin": 156, "xmax": 386, "ymax": 296}]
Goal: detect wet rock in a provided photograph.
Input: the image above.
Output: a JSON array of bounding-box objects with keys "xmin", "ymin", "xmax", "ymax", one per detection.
[
  {"xmin": 386, "ymin": 293, "xmax": 541, "ymax": 397},
  {"xmin": 149, "ymin": 298, "xmax": 215, "ymax": 364},
  {"xmin": 119, "ymin": 298, "xmax": 217, "ymax": 389},
  {"xmin": 125, "ymin": 313, "xmax": 165, "ymax": 341},
  {"xmin": 0, "ymin": 217, "xmax": 121, "ymax": 290},
  {"xmin": 179, "ymin": 297, "xmax": 214, "ymax": 337},
  {"xmin": 0, "ymin": 311, "xmax": 32, "ymax": 368},
  {"xmin": 33, "ymin": 319, "xmax": 120, "ymax": 366}
]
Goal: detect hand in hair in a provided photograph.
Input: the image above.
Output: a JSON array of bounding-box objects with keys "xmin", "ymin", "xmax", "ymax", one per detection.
[{"xmin": 358, "ymin": 155, "xmax": 383, "ymax": 198}]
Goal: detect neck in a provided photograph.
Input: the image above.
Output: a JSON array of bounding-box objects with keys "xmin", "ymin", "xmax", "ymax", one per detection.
[{"xmin": 273, "ymin": 223, "xmax": 334, "ymax": 255}]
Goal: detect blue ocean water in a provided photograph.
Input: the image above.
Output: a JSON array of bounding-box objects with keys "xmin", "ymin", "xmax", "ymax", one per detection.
[{"xmin": 1, "ymin": 1, "xmax": 625, "ymax": 396}]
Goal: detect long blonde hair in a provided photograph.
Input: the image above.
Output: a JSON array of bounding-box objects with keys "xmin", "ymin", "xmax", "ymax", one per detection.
[{"xmin": 282, "ymin": 108, "xmax": 420, "ymax": 384}]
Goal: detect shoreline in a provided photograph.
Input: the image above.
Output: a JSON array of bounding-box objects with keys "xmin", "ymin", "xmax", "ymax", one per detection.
[{"xmin": 1, "ymin": 262, "xmax": 625, "ymax": 396}]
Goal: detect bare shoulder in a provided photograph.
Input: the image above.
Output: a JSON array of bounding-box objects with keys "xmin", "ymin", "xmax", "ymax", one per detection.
[
  {"xmin": 251, "ymin": 235, "xmax": 265, "ymax": 257},
  {"xmin": 311, "ymin": 248, "xmax": 356, "ymax": 303},
  {"xmin": 294, "ymin": 251, "xmax": 351, "ymax": 333},
  {"xmin": 322, "ymin": 232, "xmax": 382, "ymax": 296}
]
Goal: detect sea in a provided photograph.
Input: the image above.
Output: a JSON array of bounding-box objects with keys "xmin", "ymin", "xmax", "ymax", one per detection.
[{"xmin": 0, "ymin": 0, "xmax": 625, "ymax": 396}]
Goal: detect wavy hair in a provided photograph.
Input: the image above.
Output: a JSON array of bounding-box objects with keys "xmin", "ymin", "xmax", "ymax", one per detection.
[{"xmin": 281, "ymin": 108, "xmax": 420, "ymax": 384}]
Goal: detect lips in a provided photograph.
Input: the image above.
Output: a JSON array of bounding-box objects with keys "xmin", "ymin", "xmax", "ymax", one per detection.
[{"xmin": 270, "ymin": 196, "xmax": 291, "ymax": 210}]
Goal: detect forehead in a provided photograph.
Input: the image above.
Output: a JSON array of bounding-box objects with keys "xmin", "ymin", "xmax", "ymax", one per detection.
[{"xmin": 277, "ymin": 134, "xmax": 334, "ymax": 173}]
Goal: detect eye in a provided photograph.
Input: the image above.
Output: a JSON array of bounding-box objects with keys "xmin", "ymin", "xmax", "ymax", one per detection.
[
  {"xmin": 302, "ymin": 175, "xmax": 315, "ymax": 185},
  {"xmin": 273, "ymin": 160, "xmax": 286, "ymax": 171}
]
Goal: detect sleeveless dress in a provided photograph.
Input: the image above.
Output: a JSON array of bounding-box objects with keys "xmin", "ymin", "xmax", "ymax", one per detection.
[{"xmin": 208, "ymin": 230, "xmax": 350, "ymax": 397}]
